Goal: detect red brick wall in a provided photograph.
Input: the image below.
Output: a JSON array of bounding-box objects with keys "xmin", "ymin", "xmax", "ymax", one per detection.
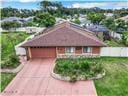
[
  {"xmin": 75, "ymin": 47, "xmax": 82, "ymax": 54},
  {"xmin": 92, "ymin": 47, "xmax": 100, "ymax": 54},
  {"xmin": 57, "ymin": 46, "xmax": 100, "ymax": 55},
  {"xmin": 57, "ymin": 47, "xmax": 65, "ymax": 54}
]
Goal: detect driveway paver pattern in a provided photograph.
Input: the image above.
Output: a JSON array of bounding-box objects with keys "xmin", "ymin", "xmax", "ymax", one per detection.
[{"xmin": 2, "ymin": 58, "xmax": 97, "ymax": 96}]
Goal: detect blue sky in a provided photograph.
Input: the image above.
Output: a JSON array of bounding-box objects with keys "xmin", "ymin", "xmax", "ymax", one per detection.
[{"xmin": 2, "ymin": 0, "xmax": 128, "ymax": 10}]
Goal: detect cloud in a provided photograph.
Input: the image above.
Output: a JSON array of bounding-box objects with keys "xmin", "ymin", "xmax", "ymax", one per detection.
[
  {"xmin": 113, "ymin": 2, "xmax": 128, "ymax": 7},
  {"xmin": 72, "ymin": 3, "xmax": 108, "ymax": 8},
  {"xmin": 1, "ymin": 0, "xmax": 42, "ymax": 3},
  {"xmin": 71, "ymin": 2, "xmax": 128, "ymax": 9}
]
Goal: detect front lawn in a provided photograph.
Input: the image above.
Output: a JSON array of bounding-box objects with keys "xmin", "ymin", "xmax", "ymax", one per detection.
[
  {"xmin": 1, "ymin": 32, "xmax": 30, "ymax": 68},
  {"xmin": 54, "ymin": 58, "xmax": 104, "ymax": 81},
  {"xmin": 94, "ymin": 57, "xmax": 128, "ymax": 96},
  {"xmin": 1, "ymin": 73, "xmax": 16, "ymax": 92}
]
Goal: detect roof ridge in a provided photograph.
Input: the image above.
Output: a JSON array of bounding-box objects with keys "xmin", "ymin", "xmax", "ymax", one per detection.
[
  {"xmin": 38, "ymin": 21, "xmax": 67, "ymax": 34},
  {"xmin": 69, "ymin": 22, "xmax": 95, "ymax": 34}
]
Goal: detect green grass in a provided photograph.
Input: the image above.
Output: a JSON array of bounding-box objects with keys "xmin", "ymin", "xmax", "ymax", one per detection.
[
  {"xmin": 105, "ymin": 39, "xmax": 126, "ymax": 47},
  {"xmin": 1, "ymin": 32, "xmax": 30, "ymax": 68},
  {"xmin": 93, "ymin": 57, "xmax": 128, "ymax": 96},
  {"xmin": 1, "ymin": 73, "xmax": 16, "ymax": 92}
]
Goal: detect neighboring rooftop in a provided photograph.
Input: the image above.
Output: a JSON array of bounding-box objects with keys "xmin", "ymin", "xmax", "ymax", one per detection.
[
  {"xmin": 119, "ymin": 15, "xmax": 128, "ymax": 22},
  {"xmin": 85, "ymin": 25, "xmax": 109, "ymax": 33},
  {"xmin": 1, "ymin": 16, "xmax": 34, "ymax": 23},
  {"xmin": 21, "ymin": 21, "xmax": 105, "ymax": 47}
]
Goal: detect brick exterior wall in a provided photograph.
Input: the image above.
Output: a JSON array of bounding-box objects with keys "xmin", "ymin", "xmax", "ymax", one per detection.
[
  {"xmin": 57, "ymin": 47, "xmax": 65, "ymax": 54},
  {"xmin": 92, "ymin": 47, "xmax": 100, "ymax": 54},
  {"xmin": 57, "ymin": 46, "xmax": 101, "ymax": 58},
  {"xmin": 27, "ymin": 46, "xmax": 101, "ymax": 59},
  {"xmin": 75, "ymin": 47, "xmax": 82, "ymax": 54}
]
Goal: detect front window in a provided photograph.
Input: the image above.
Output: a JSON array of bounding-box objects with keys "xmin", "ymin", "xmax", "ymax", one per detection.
[
  {"xmin": 83, "ymin": 47, "xmax": 92, "ymax": 53},
  {"xmin": 66, "ymin": 47, "xmax": 74, "ymax": 53}
]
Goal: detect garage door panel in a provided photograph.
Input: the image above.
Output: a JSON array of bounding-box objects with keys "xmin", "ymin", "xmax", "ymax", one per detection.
[{"xmin": 30, "ymin": 47, "xmax": 56, "ymax": 58}]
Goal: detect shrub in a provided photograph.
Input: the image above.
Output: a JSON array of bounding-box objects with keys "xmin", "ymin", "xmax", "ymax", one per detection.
[
  {"xmin": 70, "ymin": 75, "xmax": 77, "ymax": 82},
  {"xmin": 55, "ymin": 59, "xmax": 104, "ymax": 81},
  {"xmin": 1, "ymin": 53, "xmax": 20, "ymax": 69},
  {"xmin": 94, "ymin": 62, "xmax": 103, "ymax": 73},
  {"xmin": 80, "ymin": 61, "xmax": 90, "ymax": 70},
  {"xmin": 122, "ymin": 32, "xmax": 128, "ymax": 46}
]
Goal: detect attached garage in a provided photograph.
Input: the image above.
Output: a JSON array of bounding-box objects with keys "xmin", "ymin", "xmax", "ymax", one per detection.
[{"xmin": 29, "ymin": 47, "xmax": 56, "ymax": 58}]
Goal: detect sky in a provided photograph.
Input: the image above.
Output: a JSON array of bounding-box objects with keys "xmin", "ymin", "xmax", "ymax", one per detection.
[{"xmin": 1, "ymin": 0, "xmax": 128, "ymax": 10}]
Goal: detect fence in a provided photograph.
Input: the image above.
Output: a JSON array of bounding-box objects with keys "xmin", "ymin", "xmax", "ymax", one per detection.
[
  {"xmin": 15, "ymin": 41, "xmax": 26, "ymax": 56},
  {"xmin": 110, "ymin": 31, "xmax": 122, "ymax": 39},
  {"xmin": 100, "ymin": 47, "xmax": 128, "ymax": 57},
  {"xmin": 1, "ymin": 27, "xmax": 44, "ymax": 33}
]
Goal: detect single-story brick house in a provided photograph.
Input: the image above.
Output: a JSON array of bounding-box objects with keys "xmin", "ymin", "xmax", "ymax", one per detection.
[{"xmin": 21, "ymin": 22, "xmax": 105, "ymax": 59}]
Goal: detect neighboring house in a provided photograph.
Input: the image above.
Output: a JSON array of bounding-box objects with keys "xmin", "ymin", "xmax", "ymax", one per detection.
[
  {"xmin": 79, "ymin": 17, "xmax": 92, "ymax": 27},
  {"xmin": 85, "ymin": 25, "xmax": 110, "ymax": 40},
  {"xmin": 119, "ymin": 15, "xmax": 128, "ymax": 22},
  {"xmin": 24, "ymin": 27, "xmax": 44, "ymax": 33},
  {"xmin": 1, "ymin": 16, "xmax": 34, "ymax": 24},
  {"xmin": 1, "ymin": 17, "xmax": 26, "ymax": 24},
  {"xmin": 23, "ymin": 16, "xmax": 34, "ymax": 22},
  {"xmin": 21, "ymin": 21, "xmax": 105, "ymax": 59},
  {"xmin": 104, "ymin": 13, "xmax": 113, "ymax": 18}
]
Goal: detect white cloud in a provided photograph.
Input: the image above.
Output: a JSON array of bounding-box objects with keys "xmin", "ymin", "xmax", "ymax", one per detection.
[
  {"xmin": 114, "ymin": 2, "xmax": 128, "ymax": 7},
  {"xmin": 1, "ymin": 0, "xmax": 42, "ymax": 3},
  {"xmin": 19, "ymin": 0, "xmax": 42, "ymax": 3},
  {"xmin": 72, "ymin": 3, "xmax": 108, "ymax": 8},
  {"xmin": 71, "ymin": 2, "xmax": 128, "ymax": 9}
]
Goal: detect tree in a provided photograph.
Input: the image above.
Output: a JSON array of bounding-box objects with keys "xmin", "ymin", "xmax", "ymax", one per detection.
[
  {"xmin": 87, "ymin": 13, "xmax": 106, "ymax": 24},
  {"xmin": 102, "ymin": 17, "xmax": 116, "ymax": 30},
  {"xmin": 1, "ymin": 21, "xmax": 21, "ymax": 30},
  {"xmin": 23, "ymin": 20, "xmax": 36, "ymax": 27},
  {"xmin": 115, "ymin": 19, "xmax": 128, "ymax": 31},
  {"xmin": 102, "ymin": 17, "xmax": 128, "ymax": 32},
  {"xmin": 122, "ymin": 32, "xmax": 128, "ymax": 46},
  {"xmin": 73, "ymin": 19, "xmax": 81, "ymax": 24},
  {"xmin": 39, "ymin": 1, "xmax": 52, "ymax": 12},
  {"xmin": 1, "ymin": 7, "xmax": 37, "ymax": 19},
  {"xmin": 102, "ymin": 17, "xmax": 117, "ymax": 38},
  {"xmin": 34, "ymin": 13, "xmax": 56, "ymax": 27}
]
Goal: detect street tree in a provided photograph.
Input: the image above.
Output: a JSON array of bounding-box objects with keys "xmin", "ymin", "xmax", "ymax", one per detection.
[{"xmin": 34, "ymin": 13, "xmax": 56, "ymax": 27}]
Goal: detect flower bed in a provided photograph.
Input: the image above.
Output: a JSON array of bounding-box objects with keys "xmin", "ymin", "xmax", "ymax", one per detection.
[{"xmin": 53, "ymin": 58, "xmax": 105, "ymax": 82}]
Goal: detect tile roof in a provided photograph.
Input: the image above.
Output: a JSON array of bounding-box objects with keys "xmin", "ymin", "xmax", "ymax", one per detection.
[
  {"xmin": 86, "ymin": 25, "xmax": 109, "ymax": 32},
  {"xmin": 21, "ymin": 22, "xmax": 105, "ymax": 47}
]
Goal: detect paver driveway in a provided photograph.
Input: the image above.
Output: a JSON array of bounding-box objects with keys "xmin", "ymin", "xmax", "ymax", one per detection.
[{"xmin": 2, "ymin": 58, "xmax": 97, "ymax": 96}]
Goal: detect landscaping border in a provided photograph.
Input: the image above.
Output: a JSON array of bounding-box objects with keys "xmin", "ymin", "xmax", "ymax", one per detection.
[
  {"xmin": 51, "ymin": 70, "xmax": 105, "ymax": 82},
  {"xmin": 1, "ymin": 56, "xmax": 27, "ymax": 73},
  {"xmin": 51, "ymin": 60, "xmax": 106, "ymax": 82}
]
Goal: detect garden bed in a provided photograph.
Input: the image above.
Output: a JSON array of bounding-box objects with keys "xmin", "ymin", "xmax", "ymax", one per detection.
[
  {"xmin": 1, "ymin": 32, "xmax": 30, "ymax": 69},
  {"xmin": 53, "ymin": 58, "xmax": 105, "ymax": 82}
]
